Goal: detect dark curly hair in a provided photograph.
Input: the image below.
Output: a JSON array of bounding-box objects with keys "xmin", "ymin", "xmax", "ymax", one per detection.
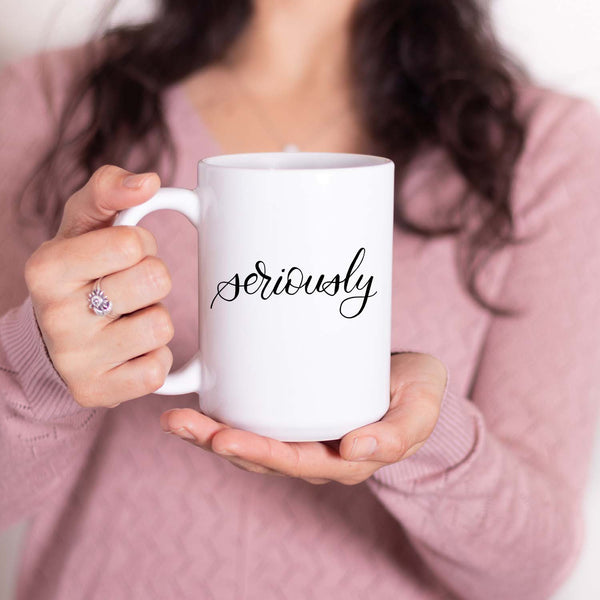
[{"xmin": 23, "ymin": 0, "xmax": 527, "ymax": 315}]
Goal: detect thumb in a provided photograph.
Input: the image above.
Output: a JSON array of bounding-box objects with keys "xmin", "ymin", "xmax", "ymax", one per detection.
[
  {"xmin": 338, "ymin": 402, "xmax": 437, "ymax": 463},
  {"xmin": 57, "ymin": 165, "xmax": 161, "ymax": 239},
  {"xmin": 339, "ymin": 353, "xmax": 447, "ymax": 462},
  {"xmin": 339, "ymin": 382, "xmax": 443, "ymax": 463}
]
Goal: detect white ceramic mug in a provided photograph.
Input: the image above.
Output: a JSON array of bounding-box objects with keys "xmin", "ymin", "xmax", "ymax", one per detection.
[{"xmin": 113, "ymin": 152, "xmax": 394, "ymax": 441}]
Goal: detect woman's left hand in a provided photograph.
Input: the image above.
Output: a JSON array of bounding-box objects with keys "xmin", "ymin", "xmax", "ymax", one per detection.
[{"xmin": 160, "ymin": 352, "xmax": 447, "ymax": 485}]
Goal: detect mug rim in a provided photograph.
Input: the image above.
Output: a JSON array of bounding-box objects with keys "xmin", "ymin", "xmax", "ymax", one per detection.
[{"xmin": 200, "ymin": 151, "xmax": 392, "ymax": 171}]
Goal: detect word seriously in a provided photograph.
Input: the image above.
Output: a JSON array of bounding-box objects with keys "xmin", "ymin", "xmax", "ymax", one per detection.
[{"xmin": 209, "ymin": 248, "xmax": 377, "ymax": 319}]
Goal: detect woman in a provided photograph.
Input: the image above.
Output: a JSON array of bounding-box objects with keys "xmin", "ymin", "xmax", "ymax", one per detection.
[{"xmin": 1, "ymin": 1, "xmax": 599, "ymax": 598}]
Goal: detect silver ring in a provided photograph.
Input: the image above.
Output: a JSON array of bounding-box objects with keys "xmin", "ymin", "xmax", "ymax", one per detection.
[{"xmin": 88, "ymin": 276, "xmax": 118, "ymax": 319}]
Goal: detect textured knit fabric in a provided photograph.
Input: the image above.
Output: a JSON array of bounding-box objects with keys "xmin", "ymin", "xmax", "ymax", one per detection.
[{"xmin": 1, "ymin": 46, "xmax": 600, "ymax": 600}]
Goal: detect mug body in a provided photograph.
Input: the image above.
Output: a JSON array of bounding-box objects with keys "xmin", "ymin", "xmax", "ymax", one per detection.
[{"xmin": 196, "ymin": 152, "xmax": 394, "ymax": 441}]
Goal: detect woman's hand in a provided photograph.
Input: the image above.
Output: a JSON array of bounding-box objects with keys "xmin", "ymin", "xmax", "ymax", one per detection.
[
  {"xmin": 25, "ymin": 165, "xmax": 175, "ymax": 408},
  {"xmin": 160, "ymin": 352, "xmax": 447, "ymax": 485}
]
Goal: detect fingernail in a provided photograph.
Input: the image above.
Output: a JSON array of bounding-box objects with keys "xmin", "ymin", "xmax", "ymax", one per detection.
[
  {"xmin": 172, "ymin": 427, "xmax": 196, "ymax": 441},
  {"xmin": 159, "ymin": 410, "xmax": 177, "ymax": 432},
  {"xmin": 123, "ymin": 173, "xmax": 148, "ymax": 189},
  {"xmin": 349, "ymin": 436, "xmax": 378, "ymax": 461}
]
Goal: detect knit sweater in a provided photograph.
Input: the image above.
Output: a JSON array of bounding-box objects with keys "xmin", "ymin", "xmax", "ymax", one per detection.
[{"xmin": 1, "ymin": 47, "xmax": 600, "ymax": 600}]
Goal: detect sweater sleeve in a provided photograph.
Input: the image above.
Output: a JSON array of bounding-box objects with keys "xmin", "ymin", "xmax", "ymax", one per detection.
[
  {"xmin": 0, "ymin": 53, "xmax": 106, "ymax": 530},
  {"xmin": 366, "ymin": 96, "xmax": 600, "ymax": 600}
]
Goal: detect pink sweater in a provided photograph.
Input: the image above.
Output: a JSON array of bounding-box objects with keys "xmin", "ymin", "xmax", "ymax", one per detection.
[{"xmin": 1, "ymin": 47, "xmax": 600, "ymax": 600}]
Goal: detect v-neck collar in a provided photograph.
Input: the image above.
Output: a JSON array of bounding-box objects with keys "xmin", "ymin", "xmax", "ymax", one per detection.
[{"xmin": 166, "ymin": 81, "xmax": 225, "ymax": 158}]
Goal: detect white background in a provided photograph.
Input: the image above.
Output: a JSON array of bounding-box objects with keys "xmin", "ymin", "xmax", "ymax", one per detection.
[{"xmin": 0, "ymin": 1, "xmax": 599, "ymax": 599}]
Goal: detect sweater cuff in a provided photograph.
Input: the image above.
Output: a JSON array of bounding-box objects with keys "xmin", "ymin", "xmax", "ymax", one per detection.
[
  {"xmin": 0, "ymin": 296, "xmax": 86, "ymax": 421},
  {"xmin": 370, "ymin": 369, "xmax": 480, "ymax": 490}
]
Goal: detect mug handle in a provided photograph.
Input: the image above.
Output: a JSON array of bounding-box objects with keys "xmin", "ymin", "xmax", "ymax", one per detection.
[{"xmin": 113, "ymin": 187, "xmax": 202, "ymax": 396}]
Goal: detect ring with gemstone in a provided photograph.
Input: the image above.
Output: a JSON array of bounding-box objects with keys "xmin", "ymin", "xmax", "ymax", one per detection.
[{"xmin": 88, "ymin": 276, "xmax": 118, "ymax": 319}]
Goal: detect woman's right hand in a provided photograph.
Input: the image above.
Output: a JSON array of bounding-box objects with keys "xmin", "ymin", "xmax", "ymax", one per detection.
[{"xmin": 24, "ymin": 165, "xmax": 175, "ymax": 409}]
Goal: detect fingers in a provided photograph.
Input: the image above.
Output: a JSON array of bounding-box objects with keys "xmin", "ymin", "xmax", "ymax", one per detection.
[
  {"xmin": 57, "ymin": 165, "xmax": 160, "ymax": 239},
  {"xmin": 48, "ymin": 301, "xmax": 175, "ymax": 405},
  {"xmin": 160, "ymin": 353, "xmax": 447, "ymax": 484},
  {"xmin": 23, "ymin": 164, "xmax": 179, "ymax": 410},
  {"xmin": 88, "ymin": 255, "xmax": 172, "ymax": 317},
  {"xmin": 160, "ymin": 408, "xmax": 231, "ymax": 453},
  {"xmin": 25, "ymin": 226, "xmax": 159, "ymax": 299},
  {"xmin": 225, "ymin": 457, "xmax": 289, "ymax": 478},
  {"xmin": 160, "ymin": 409, "xmax": 380, "ymax": 485},
  {"xmin": 97, "ymin": 303, "xmax": 175, "ymax": 368},
  {"xmin": 209, "ymin": 428, "xmax": 373, "ymax": 485},
  {"xmin": 82, "ymin": 345, "xmax": 174, "ymax": 407},
  {"xmin": 159, "ymin": 411, "xmax": 288, "ymax": 477}
]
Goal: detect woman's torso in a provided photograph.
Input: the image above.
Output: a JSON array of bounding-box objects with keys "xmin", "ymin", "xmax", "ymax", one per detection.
[{"xmin": 10, "ymin": 47, "xmax": 568, "ymax": 599}]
